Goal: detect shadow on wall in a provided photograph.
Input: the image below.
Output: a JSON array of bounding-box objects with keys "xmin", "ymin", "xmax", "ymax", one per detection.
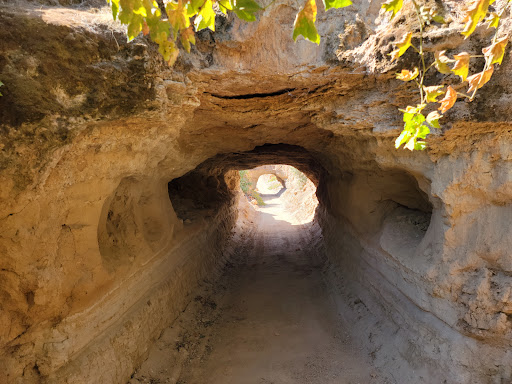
[
  {"xmin": 97, "ymin": 176, "xmax": 178, "ymax": 273},
  {"xmin": 167, "ymin": 169, "xmax": 239, "ymax": 223},
  {"xmin": 327, "ymin": 168, "xmax": 434, "ymax": 239}
]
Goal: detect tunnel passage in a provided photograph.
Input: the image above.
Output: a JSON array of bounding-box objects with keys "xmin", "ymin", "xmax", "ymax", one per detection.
[
  {"xmin": 164, "ymin": 144, "xmax": 327, "ymax": 229},
  {"xmin": 5, "ymin": 133, "xmax": 508, "ymax": 384},
  {"xmin": 35, "ymin": 142, "xmax": 442, "ymax": 384},
  {"xmin": 1, "ymin": 2, "xmax": 511, "ymax": 382},
  {"xmin": 126, "ymin": 143, "xmax": 442, "ymax": 383}
]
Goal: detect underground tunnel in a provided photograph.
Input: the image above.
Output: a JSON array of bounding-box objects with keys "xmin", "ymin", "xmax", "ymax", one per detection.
[{"xmin": 0, "ymin": 1, "xmax": 511, "ymax": 383}]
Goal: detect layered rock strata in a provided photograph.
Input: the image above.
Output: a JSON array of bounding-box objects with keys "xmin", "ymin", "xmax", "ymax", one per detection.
[{"xmin": 0, "ymin": 1, "xmax": 511, "ymax": 383}]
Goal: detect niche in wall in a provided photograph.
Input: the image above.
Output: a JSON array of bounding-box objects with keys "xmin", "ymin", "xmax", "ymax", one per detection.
[
  {"xmin": 167, "ymin": 169, "xmax": 237, "ymax": 223},
  {"xmin": 377, "ymin": 169, "xmax": 434, "ymax": 262},
  {"xmin": 97, "ymin": 177, "xmax": 176, "ymax": 272}
]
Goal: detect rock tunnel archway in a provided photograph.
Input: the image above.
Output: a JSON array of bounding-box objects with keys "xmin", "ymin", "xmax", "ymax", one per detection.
[
  {"xmin": 90, "ymin": 142, "xmax": 443, "ymax": 381},
  {"xmin": 0, "ymin": 2, "xmax": 511, "ymax": 383},
  {"xmin": 245, "ymin": 165, "xmax": 289, "ymax": 191}
]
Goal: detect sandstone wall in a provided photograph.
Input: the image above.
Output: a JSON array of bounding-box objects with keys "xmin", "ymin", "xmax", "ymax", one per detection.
[{"xmin": 0, "ymin": 1, "xmax": 511, "ymax": 383}]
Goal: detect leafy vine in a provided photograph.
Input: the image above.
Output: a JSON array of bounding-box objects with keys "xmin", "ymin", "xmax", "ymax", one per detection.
[
  {"xmin": 383, "ymin": 0, "xmax": 511, "ymax": 150},
  {"xmin": 107, "ymin": 0, "xmax": 511, "ymax": 150}
]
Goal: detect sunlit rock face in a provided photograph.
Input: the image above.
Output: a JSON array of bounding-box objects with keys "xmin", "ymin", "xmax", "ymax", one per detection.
[
  {"xmin": 242, "ymin": 164, "xmax": 319, "ymax": 223},
  {"xmin": 0, "ymin": 1, "xmax": 511, "ymax": 383}
]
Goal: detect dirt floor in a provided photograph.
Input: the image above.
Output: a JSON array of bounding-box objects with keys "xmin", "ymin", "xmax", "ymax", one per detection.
[{"xmin": 131, "ymin": 190, "xmax": 379, "ymax": 384}]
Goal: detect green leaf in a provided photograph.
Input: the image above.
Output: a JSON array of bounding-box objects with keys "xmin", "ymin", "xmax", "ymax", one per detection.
[
  {"xmin": 127, "ymin": 14, "xmax": 144, "ymax": 41},
  {"xmin": 414, "ymin": 141, "xmax": 427, "ymax": 150},
  {"xmin": 185, "ymin": 0, "xmax": 206, "ymax": 16},
  {"xmin": 148, "ymin": 19, "xmax": 171, "ymax": 42},
  {"xmin": 322, "ymin": 0, "xmax": 351, "ymax": 11},
  {"xmin": 218, "ymin": 0, "xmax": 233, "ymax": 14},
  {"xmin": 232, "ymin": 0, "xmax": 262, "ymax": 22},
  {"xmin": 292, "ymin": 0, "xmax": 320, "ymax": 45},
  {"xmin": 417, "ymin": 123, "xmax": 430, "ymax": 139},
  {"xmin": 382, "ymin": 0, "xmax": 403, "ymax": 19},
  {"xmin": 110, "ymin": 0, "xmax": 120, "ymax": 20},
  {"xmin": 132, "ymin": 3, "xmax": 147, "ymax": 17},
  {"xmin": 398, "ymin": 111, "xmax": 428, "ymax": 150},
  {"xmin": 432, "ymin": 14, "xmax": 445, "ymax": 24},
  {"xmin": 410, "ymin": 112, "xmax": 425, "ymax": 127},
  {"xmin": 194, "ymin": 0, "xmax": 216, "ymax": 31}
]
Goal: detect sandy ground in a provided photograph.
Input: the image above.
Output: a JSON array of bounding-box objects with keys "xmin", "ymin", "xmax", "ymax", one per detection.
[{"xmin": 131, "ymin": 191, "xmax": 378, "ymax": 384}]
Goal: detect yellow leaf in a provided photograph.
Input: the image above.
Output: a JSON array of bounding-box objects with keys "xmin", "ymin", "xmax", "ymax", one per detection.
[
  {"xmin": 424, "ymin": 85, "xmax": 445, "ymax": 102},
  {"xmin": 467, "ymin": 66, "xmax": 494, "ymax": 93},
  {"xmin": 452, "ymin": 52, "xmax": 470, "ymax": 81},
  {"xmin": 396, "ymin": 67, "xmax": 419, "ymax": 81},
  {"xmin": 194, "ymin": 0, "xmax": 215, "ymax": 31},
  {"xmin": 400, "ymin": 104, "xmax": 426, "ymax": 114},
  {"xmin": 292, "ymin": 0, "xmax": 320, "ymax": 44},
  {"xmin": 462, "ymin": 0, "xmax": 495, "ymax": 38},
  {"xmin": 168, "ymin": 47, "xmax": 179, "ymax": 66},
  {"xmin": 426, "ymin": 111, "xmax": 442, "ymax": 129},
  {"xmin": 487, "ymin": 12, "xmax": 499, "ymax": 28},
  {"xmin": 438, "ymin": 85, "xmax": 457, "ymax": 113},
  {"xmin": 397, "ymin": 32, "xmax": 412, "ymax": 55},
  {"xmin": 167, "ymin": 0, "xmax": 190, "ymax": 35},
  {"xmin": 381, "ymin": 0, "xmax": 403, "ymax": 19},
  {"xmin": 389, "ymin": 32, "xmax": 412, "ymax": 62},
  {"xmin": 482, "ymin": 36, "xmax": 509, "ymax": 65},
  {"xmin": 389, "ymin": 49, "xmax": 400, "ymax": 61},
  {"xmin": 434, "ymin": 50, "xmax": 454, "ymax": 74}
]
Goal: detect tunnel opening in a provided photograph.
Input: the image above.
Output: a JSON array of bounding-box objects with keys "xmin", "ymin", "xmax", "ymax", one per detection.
[
  {"xmin": 255, "ymin": 173, "xmax": 285, "ymax": 195},
  {"xmin": 237, "ymin": 164, "xmax": 320, "ymax": 225}
]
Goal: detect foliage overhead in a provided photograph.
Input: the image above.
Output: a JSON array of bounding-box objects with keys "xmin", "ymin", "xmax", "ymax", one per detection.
[
  {"xmin": 107, "ymin": 0, "xmax": 349, "ymax": 65},
  {"xmin": 384, "ymin": 0, "xmax": 511, "ymax": 151},
  {"xmin": 108, "ymin": 0, "xmax": 511, "ymax": 150}
]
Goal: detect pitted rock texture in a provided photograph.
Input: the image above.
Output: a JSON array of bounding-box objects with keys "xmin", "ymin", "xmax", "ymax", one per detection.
[{"xmin": 0, "ymin": 1, "xmax": 511, "ymax": 383}]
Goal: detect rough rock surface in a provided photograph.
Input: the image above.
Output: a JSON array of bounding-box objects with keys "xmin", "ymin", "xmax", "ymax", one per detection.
[{"xmin": 0, "ymin": 0, "xmax": 511, "ymax": 383}]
